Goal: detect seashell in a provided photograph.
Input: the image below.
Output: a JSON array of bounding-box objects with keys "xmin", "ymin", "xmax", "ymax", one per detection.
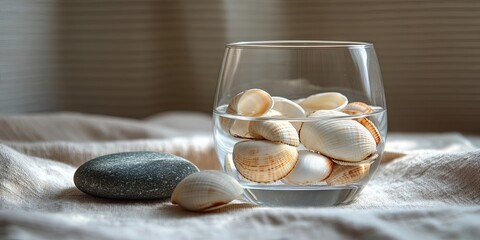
[
  {"xmin": 221, "ymin": 89, "xmax": 274, "ymax": 138},
  {"xmin": 331, "ymin": 153, "xmax": 379, "ymax": 166},
  {"xmin": 358, "ymin": 117, "xmax": 381, "ymax": 145},
  {"xmin": 341, "ymin": 102, "xmax": 381, "ymax": 145},
  {"xmin": 283, "ymin": 151, "xmax": 333, "ymax": 185},
  {"xmin": 271, "ymin": 96, "xmax": 306, "ymax": 131},
  {"xmin": 233, "ymin": 140, "xmax": 298, "ymax": 183},
  {"xmin": 341, "ymin": 102, "xmax": 373, "ymax": 115},
  {"xmin": 300, "ymin": 110, "xmax": 376, "ymax": 162},
  {"xmin": 226, "ymin": 89, "xmax": 273, "ymax": 116},
  {"xmin": 248, "ymin": 120, "xmax": 300, "ymax": 146},
  {"xmin": 299, "ymin": 92, "xmax": 348, "ymax": 114},
  {"xmin": 171, "ymin": 170, "xmax": 244, "ymax": 212},
  {"xmin": 325, "ymin": 164, "xmax": 370, "ymax": 186}
]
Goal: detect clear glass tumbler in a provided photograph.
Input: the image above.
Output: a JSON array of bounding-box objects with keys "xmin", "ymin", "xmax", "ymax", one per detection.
[{"xmin": 213, "ymin": 41, "xmax": 387, "ymax": 206}]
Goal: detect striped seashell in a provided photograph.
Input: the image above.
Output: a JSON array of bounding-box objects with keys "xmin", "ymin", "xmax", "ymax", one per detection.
[
  {"xmin": 325, "ymin": 164, "xmax": 371, "ymax": 186},
  {"xmin": 300, "ymin": 110, "xmax": 376, "ymax": 162},
  {"xmin": 341, "ymin": 102, "xmax": 381, "ymax": 145},
  {"xmin": 358, "ymin": 117, "xmax": 381, "ymax": 145},
  {"xmin": 171, "ymin": 170, "xmax": 244, "ymax": 212},
  {"xmin": 233, "ymin": 140, "xmax": 298, "ymax": 183},
  {"xmin": 341, "ymin": 102, "xmax": 373, "ymax": 115},
  {"xmin": 249, "ymin": 120, "xmax": 300, "ymax": 146}
]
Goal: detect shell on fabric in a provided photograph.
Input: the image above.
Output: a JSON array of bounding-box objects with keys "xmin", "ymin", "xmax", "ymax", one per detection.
[
  {"xmin": 171, "ymin": 170, "xmax": 244, "ymax": 212},
  {"xmin": 300, "ymin": 110, "xmax": 376, "ymax": 162},
  {"xmin": 271, "ymin": 96, "xmax": 306, "ymax": 131},
  {"xmin": 233, "ymin": 140, "xmax": 298, "ymax": 183},
  {"xmin": 282, "ymin": 151, "xmax": 334, "ymax": 185},
  {"xmin": 325, "ymin": 164, "xmax": 370, "ymax": 186},
  {"xmin": 248, "ymin": 120, "xmax": 300, "ymax": 147},
  {"xmin": 298, "ymin": 92, "xmax": 348, "ymax": 114}
]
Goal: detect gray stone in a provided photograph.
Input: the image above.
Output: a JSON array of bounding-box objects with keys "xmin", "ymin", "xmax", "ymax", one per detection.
[{"xmin": 74, "ymin": 152, "xmax": 199, "ymax": 199}]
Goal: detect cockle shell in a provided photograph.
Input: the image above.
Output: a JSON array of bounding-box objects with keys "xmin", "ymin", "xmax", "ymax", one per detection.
[
  {"xmin": 325, "ymin": 164, "xmax": 370, "ymax": 186},
  {"xmin": 300, "ymin": 110, "xmax": 376, "ymax": 162},
  {"xmin": 299, "ymin": 92, "xmax": 348, "ymax": 114},
  {"xmin": 233, "ymin": 140, "xmax": 298, "ymax": 183},
  {"xmin": 226, "ymin": 89, "xmax": 273, "ymax": 116},
  {"xmin": 283, "ymin": 151, "xmax": 333, "ymax": 185},
  {"xmin": 248, "ymin": 120, "xmax": 300, "ymax": 146},
  {"xmin": 341, "ymin": 102, "xmax": 381, "ymax": 145},
  {"xmin": 341, "ymin": 102, "xmax": 373, "ymax": 115},
  {"xmin": 358, "ymin": 117, "xmax": 381, "ymax": 145},
  {"xmin": 171, "ymin": 170, "xmax": 244, "ymax": 212},
  {"xmin": 271, "ymin": 96, "xmax": 306, "ymax": 131}
]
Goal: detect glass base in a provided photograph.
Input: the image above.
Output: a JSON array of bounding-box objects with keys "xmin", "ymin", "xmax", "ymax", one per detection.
[{"xmin": 242, "ymin": 185, "xmax": 362, "ymax": 207}]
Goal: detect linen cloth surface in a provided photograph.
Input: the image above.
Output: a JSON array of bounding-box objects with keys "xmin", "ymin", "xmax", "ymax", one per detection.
[{"xmin": 0, "ymin": 112, "xmax": 479, "ymax": 240}]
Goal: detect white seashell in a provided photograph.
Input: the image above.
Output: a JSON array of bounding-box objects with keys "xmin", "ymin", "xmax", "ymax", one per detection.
[
  {"xmin": 226, "ymin": 89, "xmax": 273, "ymax": 116},
  {"xmin": 271, "ymin": 96, "xmax": 306, "ymax": 131},
  {"xmin": 233, "ymin": 140, "xmax": 298, "ymax": 183},
  {"xmin": 171, "ymin": 170, "xmax": 244, "ymax": 212},
  {"xmin": 299, "ymin": 92, "xmax": 348, "ymax": 114},
  {"xmin": 249, "ymin": 120, "xmax": 300, "ymax": 146},
  {"xmin": 300, "ymin": 110, "xmax": 376, "ymax": 162},
  {"xmin": 221, "ymin": 89, "xmax": 274, "ymax": 138},
  {"xmin": 283, "ymin": 151, "xmax": 333, "ymax": 185},
  {"xmin": 325, "ymin": 164, "xmax": 370, "ymax": 186}
]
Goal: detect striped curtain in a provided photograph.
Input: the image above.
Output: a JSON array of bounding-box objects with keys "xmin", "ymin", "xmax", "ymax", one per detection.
[{"xmin": 1, "ymin": 0, "xmax": 479, "ymax": 132}]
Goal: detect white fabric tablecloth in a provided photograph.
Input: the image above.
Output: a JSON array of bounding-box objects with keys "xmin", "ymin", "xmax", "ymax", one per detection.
[{"xmin": 1, "ymin": 112, "xmax": 479, "ymax": 239}]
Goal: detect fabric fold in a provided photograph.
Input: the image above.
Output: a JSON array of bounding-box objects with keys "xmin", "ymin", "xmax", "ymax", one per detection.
[{"xmin": 1, "ymin": 112, "xmax": 479, "ymax": 239}]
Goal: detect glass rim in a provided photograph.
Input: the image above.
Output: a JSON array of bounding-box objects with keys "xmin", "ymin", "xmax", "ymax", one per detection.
[{"xmin": 226, "ymin": 40, "xmax": 373, "ymax": 49}]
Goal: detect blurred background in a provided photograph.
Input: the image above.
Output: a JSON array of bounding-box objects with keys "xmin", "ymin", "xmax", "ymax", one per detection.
[{"xmin": 1, "ymin": 0, "xmax": 479, "ymax": 132}]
